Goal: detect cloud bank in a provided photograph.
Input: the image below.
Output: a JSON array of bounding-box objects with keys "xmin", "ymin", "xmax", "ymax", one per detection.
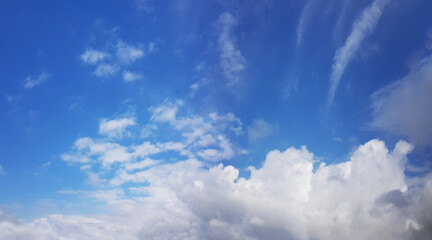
[
  {"xmin": 2, "ymin": 138, "xmax": 432, "ymax": 239},
  {"xmin": 371, "ymin": 52, "xmax": 432, "ymax": 146}
]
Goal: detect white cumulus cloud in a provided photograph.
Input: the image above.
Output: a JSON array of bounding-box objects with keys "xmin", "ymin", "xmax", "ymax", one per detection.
[
  {"xmin": 99, "ymin": 117, "xmax": 136, "ymax": 139},
  {"xmin": 3, "ymin": 139, "xmax": 432, "ymax": 239}
]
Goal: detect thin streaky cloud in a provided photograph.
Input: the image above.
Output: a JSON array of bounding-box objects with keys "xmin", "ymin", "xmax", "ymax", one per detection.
[
  {"xmin": 328, "ymin": 0, "xmax": 389, "ymax": 106},
  {"xmin": 23, "ymin": 72, "xmax": 52, "ymax": 89},
  {"xmin": 217, "ymin": 12, "xmax": 246, "ymax": 86},
  {"xmin": 296, "ymin": 0, "xmax": 317, "ymax": 48}
]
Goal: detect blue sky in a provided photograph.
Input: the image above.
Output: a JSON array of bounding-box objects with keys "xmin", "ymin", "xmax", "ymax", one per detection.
[{"xmin": 1, "ymin": 0, "xmax": 432, "ymax": 239}]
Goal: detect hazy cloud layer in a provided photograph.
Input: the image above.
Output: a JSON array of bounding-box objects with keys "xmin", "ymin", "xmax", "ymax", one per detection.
[
  {"xmin": 248, "ymin": 119, "xmax": 275, "ymax": 143},
  {"xmin": 371, "ymin": 53, "xmax": 432, "ymax": 146}
]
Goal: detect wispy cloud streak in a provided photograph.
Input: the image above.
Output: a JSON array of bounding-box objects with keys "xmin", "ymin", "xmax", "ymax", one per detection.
[
  {"xmin": 328, "ymin": 0, "xmax": 389, "ymax": 105},
  {"xmin": 217, "ymin": 12, "xmax": 246, "ymax": 85},
  {"xmin": 296, "ymin": 0, "xmax": 317, "ymax": 48}
]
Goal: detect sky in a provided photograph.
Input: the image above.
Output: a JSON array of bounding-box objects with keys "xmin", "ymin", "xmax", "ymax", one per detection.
[{"xmin": 1, "ymin": 0, "xmax": 432, "ymax": 239}]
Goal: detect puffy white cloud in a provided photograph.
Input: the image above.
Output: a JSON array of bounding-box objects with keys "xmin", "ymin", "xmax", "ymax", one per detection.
[
  {"xmin": 98, "ymin": 117, "xmax": 136, "ymax": 139},
  {"xmin": 217, "ymin": 12, "xmax": 246, "ymax": 85},
  {"xmin": 122, "ymin": 71, "xmax": 143, "ymax": 82},
  {"xmin": 371, "ymin": 53, "xmax": 432, "ymax": 146},
  {"xmin": 4, "ymin": 139, "xmax": 432, "ymax": 239},
  {"xmin": 80, "ymin": 49, "xmax": 109, "ymax": 65},
  {"xmin": 23, "ymin": 72, "xmax": 52, "ymax": 89},
  {"xmin": 328, "ymin": 0, "xmax": 389, "ymax": 105},
  {"xmin": 247, "ymin": 119, "xmax": 275, "ymax": 143}
]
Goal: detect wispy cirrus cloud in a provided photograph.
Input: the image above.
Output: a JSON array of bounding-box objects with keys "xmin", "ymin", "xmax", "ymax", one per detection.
[
  {"xmin": 328, "ymin": 0, "xmax": 389, "ymax": 105},
  {"xmin": 296, "ymin": 0, "xmax": 317, "ymax": 48},
  {"xmin": 23, "ymin": 72, "xmax": 52, "ymax": 89},
  {"xmin": 216, "ymin": 12, "xmax": 246, "ymax": 85}
]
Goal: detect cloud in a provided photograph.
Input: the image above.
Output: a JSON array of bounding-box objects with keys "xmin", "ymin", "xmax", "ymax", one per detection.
[
  {"xmin": 4, "ymin": 139, "xmax": 432, "ymax": 239},
  {"xmin": 247, "ymin": 119, "xmax": 275, "ymax": 143},
  {"xmin": 80, "ymin": 49, "xmax": 109, "ymax": 65},
  {"xmin": 0, "ymin": 164, "xmax": 4, "ymax": 175},
  {"xmin": 94, "ymin": 63, "xmax": 118, "ymax": 77},
  {"xmin": 296, "ymin": 0, "xmax": 317, "ymax": 48},
  {"xmin": 23, "ymin": 72, "xmax": 52, "ymax": 89},
  {"xmin": 122, "ymin": 71, "xmax": 143, "ymax": 82},
  {"xmin": 99, "ymin": 117, "xmax": 136, "ymax": 139},
  {"xmin": 216, "ymin": 12, "xmax": 246, "ymax": 85},
  {"xmin": 61, "ymin": 101, "xmax": 245, "ymax": 178},
  {"xmin": 135, "ymin": 0, "xmax": 153, "ymax": 13},
  {"xmin": 80, "ymin": 39, "xmax": 152, "ymax": 80},
  {"xmin": 370, "ymin": 53, "xmax": 432, "ymax": 146},
  {"xmin": 116, "ymin": 41, "xmax": 145, "ymax": 63},
  {"xmin": 328, "ymin": 0, "xmax": 389, "ymax": 105}
]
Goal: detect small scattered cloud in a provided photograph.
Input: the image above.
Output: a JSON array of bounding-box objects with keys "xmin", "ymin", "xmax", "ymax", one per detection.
[
  {"xmin": 0, "ymin": 165, "xmax": 5, "ymax": 175},
  {"xmin": 333, "ymin": 136, "xmax": 343, "ymax": 143},
  {"xmin": 98, "ymin": 117, "xmax": 136, "ymax": 139},
  {"xmin": 23, "ymin": 72, "xmax": 52, "ymax": 89},
  {"xmin": 93, "ymin": 64, "xmax": 119, "ymax": 77},
  {"xmin": 328, "ymin": 0, "xmax": 389, "ymax": 106},
  {"xmin": 140, "ymin": 124, "xmax": 157, "ymax": 138},
  {"xmin": 80, "ymin": 39, "xmax": 153, "ymax": 80},
  {"xmin": 216, "ymin": 12, "xmax": 246, "ymax": 85},
  {"xmin": 80, "ymin": 49, "xmax": 109, "ymax": 65},
  {"xmin": 247, "ymin": 119, "xmax": 275, "ymax": 143},
  {"xmin": 116, "ymin": 41, "xmax": 145, "ymax": 64},
  {"xmin": 122, "ymin": 71, "xmax": 143, "ymax": 82},
  {"xmin": 135, "ymin": 0, "xmax": 153, "ymax": 13}
]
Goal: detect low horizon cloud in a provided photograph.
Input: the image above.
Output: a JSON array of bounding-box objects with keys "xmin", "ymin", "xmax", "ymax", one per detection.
[{"xmin": 2, "ymin": 137, "xmax": 432, "ymax": 239}]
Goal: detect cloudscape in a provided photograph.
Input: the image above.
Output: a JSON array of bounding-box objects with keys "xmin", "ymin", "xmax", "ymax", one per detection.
[{"xmin": 1, "ymin": 0, "xmax": 432, "ymax": 239}]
